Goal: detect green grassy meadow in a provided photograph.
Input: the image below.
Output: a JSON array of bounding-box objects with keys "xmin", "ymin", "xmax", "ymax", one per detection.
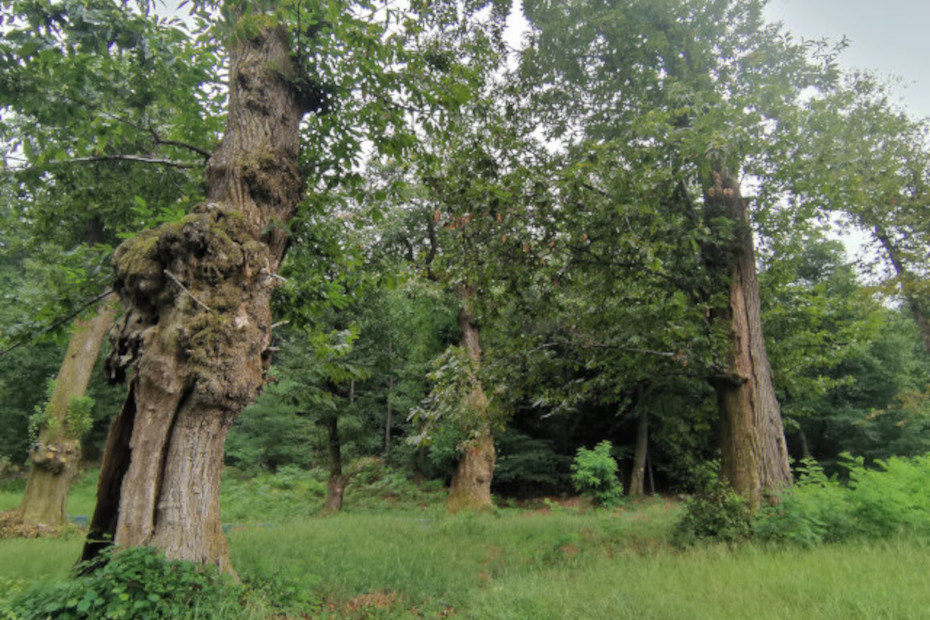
[{"xmin": 1, "ymin": 470, "xmax": 927, "ymax": 619}]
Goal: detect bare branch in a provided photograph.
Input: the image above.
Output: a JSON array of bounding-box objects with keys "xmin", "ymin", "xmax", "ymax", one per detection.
[
  {"xmin": 0, "ymin": 289, "xmax": 114, "ymax": 358},
  {"xmin": 51, "ymin": 155, "xmax": 201, "ymax": 169},
  {"xmin": 148, "ymin": 124, "xmax": 212, "ymax": 159}
]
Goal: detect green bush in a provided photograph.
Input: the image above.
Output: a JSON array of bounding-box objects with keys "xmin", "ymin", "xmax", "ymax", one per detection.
[
  {"xmin": 570, "ymin": 441, "xmax": 623, "ymax": 507},
  {"xmin": 4, "ymin": 547, "xmax": 241, "ymax": 619},
  {"xmin": 756, "ymin": 453, "xmax": 930, "ymax": 545},
  {"xmin": 672, "ymin": 469, "xmax": 753, "ymax": 548}
]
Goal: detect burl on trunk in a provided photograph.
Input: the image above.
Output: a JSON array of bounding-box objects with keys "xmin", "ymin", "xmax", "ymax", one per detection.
[{"xmin": 82, "ymin": 24, "xmax": 317, "ymax": 571}]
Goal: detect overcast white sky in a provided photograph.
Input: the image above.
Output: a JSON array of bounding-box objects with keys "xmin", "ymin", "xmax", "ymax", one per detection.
[{"xmin": 763, "ymin": 0, "xmax": 930, "ymax": 119}]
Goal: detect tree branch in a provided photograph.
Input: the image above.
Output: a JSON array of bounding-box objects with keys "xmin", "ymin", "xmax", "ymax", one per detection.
[
  {"xmin": 148, "ymin": 124, "xmax": 212, "ymax": 159},
  {"xmin": 0, "ymin": 289, "xmax": 114, "ymax": 358},
  {"xmin": 56, "ymin": 155, "xmax": 201, "ymax": 168}
]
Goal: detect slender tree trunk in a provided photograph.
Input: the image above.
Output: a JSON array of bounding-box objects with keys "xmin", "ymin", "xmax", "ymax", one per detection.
[
  {"xmin": 873, "ymin": 226, "xmax": 930, "ymax": 353},
  {"xmin": 323, "ymin": 413, "xmax": 348, "ymax": 514},
  {"xmin": 629, "ymin": 409, "xmax": 649, "ymax": 500},
  {"xmin": 81, "ymin": 22, "xmax": 312, "ymax": 572},
  {"xmin": 703, "ymin": 168, "xmax": 791, "ymax": 510},
  {"xmin": 17, "ymin": 297, "xmax": 116, "ymax": 527},
  {"xmin": 385, "ymin": 359, "xmax": 393, "ymax": 458},
  {"xmin": 446, "ymin": 287, "xmax": 495, "ymax": 513}
]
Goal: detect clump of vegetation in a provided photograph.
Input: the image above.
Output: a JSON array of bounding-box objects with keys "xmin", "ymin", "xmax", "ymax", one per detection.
[
  {"xmin": 570, "ymin": 441, "xmax": 623, "ymax": 507},
  {"xmin": 755, "ymin": 454, "xmax": 930, "ymax": 546},
  {"xmin": 3, "ymin": 547, "xmax": 245, "ymax": 619},
  {"xmin": 672, "ymin": 465, "xmax": 753, "ymax": 547}
]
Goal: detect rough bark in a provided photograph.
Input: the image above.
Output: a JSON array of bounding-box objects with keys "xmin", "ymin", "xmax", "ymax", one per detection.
[
  {"xmin": 81, "ymin": 22, "xmax": 311, "ymax": 571},
  {"xmin": 629, "ymin": 410, "xmax": 648, "ymax": 500},
  {"xmin": 703, "ymin": 168, "xmax": 791, "ymax": 510},
  {"xmin": 873, "ymin": 226, "xmax": 930, "ymax": 354},
  {"xmin": 18, "ymin": 297, "xmax": 116, "ymax": 527},
  {"xmin": 446, "ymin": 289, "xmax": 495, "ymax": 513}
]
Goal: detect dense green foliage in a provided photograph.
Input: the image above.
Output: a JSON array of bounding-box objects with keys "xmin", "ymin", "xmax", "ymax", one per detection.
[
  {"xmin": 570, "ymin": 441, "xmax": 623, "ymax": 507},
  {"xmin": 1, "ymin": 0, "xmax": 930, "ymax": 614},
  {"xmin": 755, "ymin": 454, "xmax": 930, "ymax": 546},
  {"xmin": 4, "ymin": 547, "xmax": 240, "ymax": 620}
]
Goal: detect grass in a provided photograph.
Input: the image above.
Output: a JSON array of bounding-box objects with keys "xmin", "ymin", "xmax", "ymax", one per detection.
[{"xmin": 1, "ymin": 468, "xmax": 928, "ymax": 618}]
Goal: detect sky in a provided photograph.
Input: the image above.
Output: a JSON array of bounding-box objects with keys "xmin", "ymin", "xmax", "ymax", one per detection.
[{"xmin": 763, "ymin": 0, "xmax": 930, "ymax": 119}]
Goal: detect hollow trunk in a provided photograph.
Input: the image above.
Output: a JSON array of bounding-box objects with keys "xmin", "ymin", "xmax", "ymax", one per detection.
[
  {"xmin": 18, "ymin": 297, "xmax": 116, "ymax": 527},
  {"xmin": 81, "ymin": 22, "xmax": 310, "ymax": 572},
  {"xmin": 446, "ymin": 290, "xmax": 495, "ymax": 513},
  {"xmin": 323, "ymin": 413, "xmax": 346, "ymax": 514},
  {"xmin": 629, "ymin": 410, "xmax": 649, "ymax": 500},
  {"xmin": 703, "ymin": 168, "xmax": 791, "ymax": 510}
]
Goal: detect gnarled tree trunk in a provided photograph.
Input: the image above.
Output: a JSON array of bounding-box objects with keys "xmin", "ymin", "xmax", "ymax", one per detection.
[
  {"xmin": 446, "ymin": 289, "xmax": 495, "ymax": 513},
  {"xmin": 81, "ymin": 22, "xmax": 313, "ymax": 572},
  {"xmin": 17, "ymin": 297, "xmax": 116, "ymax": 527},
  {"xmin": 703, "ymin": 168, "xmax": 791, "ymax": 510}
]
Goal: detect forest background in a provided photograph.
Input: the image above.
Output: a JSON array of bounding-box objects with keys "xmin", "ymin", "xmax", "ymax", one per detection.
[{"xmin": 1, "ymin": 0, "xmax": 930, "ymax": 616}]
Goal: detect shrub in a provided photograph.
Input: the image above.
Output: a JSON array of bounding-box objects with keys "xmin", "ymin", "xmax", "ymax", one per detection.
[
  {"xmin": 672, "ymin": 469, "xmax": 752, "ymax": 548},
  {"xmin": 570, "ymin": 441, "xmax": 623, "ymax": 507},
  {"xmin": 754, "ymin": 458, "xmax": 854, "ymax": 546},
  {"xmin": 5, "ymin": 547, "xmax": 242, "ymax": 619},
  {"xmin": 756, "ymin": 453, "xmax": 930, "ymax": 545}
]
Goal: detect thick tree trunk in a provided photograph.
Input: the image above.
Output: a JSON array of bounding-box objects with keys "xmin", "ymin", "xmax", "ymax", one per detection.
[
  {"xmin": 703, "ymin": 169, "xmax": 791, "ymax": 510},
  {"xmin": 446, "ymin": 290, "xmax": 495, "ymax": 513},
  {"xmin": 873, "ymin": 226, "xmax": 930, "ymax": 354},
  {"xmin": 81, "ymin": 22, "xmax": 310, "ymax": 572},
  {"xmin": 629, "ymin": 409, "xmax": 649, "ymax": 500},
  {"xmin": 18, "ymin": 297, "xmax": 116, "ymax": 527}
]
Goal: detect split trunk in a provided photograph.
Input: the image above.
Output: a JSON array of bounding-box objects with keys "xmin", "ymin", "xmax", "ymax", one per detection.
[
  {"xmin": 81, "ymin": 23, "xmax": 312, "ymax": 572},
  {"xmin": 703, "ymin": 169, "xmax": 791, "ymax": 510}
]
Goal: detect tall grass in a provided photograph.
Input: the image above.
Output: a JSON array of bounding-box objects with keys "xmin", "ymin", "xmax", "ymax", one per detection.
[
  {"xmin": 228, "ymin": 503, "xmax": 929, "ymax": 619},
  {"xmin": 4, "ymin": 464, "xmax": 930, "ymax": 618}
]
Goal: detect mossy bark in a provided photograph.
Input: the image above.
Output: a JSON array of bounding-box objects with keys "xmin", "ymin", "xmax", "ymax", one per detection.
[
  {"xmin": 82, "ymin": 23, "xmax": 311, "ymax": 572},
  {"xmin": 703, "ymin": 168, "xmax": 791, "ymax": 511},
  {"xmin": 18, "ymin": 297, "xmax": 116, "ymax": 527},
  {"xmin": 446, "ymin": 289, "xmax": 495, "ymax": 513}
]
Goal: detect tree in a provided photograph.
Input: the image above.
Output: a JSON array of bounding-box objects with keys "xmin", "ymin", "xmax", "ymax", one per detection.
[
  {"xmin": 17, "ymin": 297, "xmax": 115, "ymax": 527},
  {"xmin": 79, "ymin": 5, "xmax": 320, "ymax": 570},
  {"xmin": 519, "ymin": 0, "xmax": 836, "ymax": 506},
  {"xmin": 777, "ymin": 73, "xmax": 930, "ymax": 353},
  {"xmin": 1, "ymin": 0, "xmax": 217, "ymax": 529}
]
